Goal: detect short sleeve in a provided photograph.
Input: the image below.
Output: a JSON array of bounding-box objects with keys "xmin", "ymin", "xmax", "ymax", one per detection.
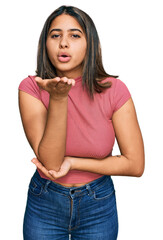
[
  {"xmin": 18, "ymin": 75, "xmax": 41, "ymax": 100},
  {"xmin": 113, "ymin": 78, "xmax": 131, "ymax": 113}
]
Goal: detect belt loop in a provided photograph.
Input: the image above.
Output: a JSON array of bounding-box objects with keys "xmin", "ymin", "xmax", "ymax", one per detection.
[
  {"xmin": 44, "ymin": 180, "xmax": 51, "ymax": 192},
  {"xmin": 86, "ymin": 184, "xmax": 94, "ymax": 196}
]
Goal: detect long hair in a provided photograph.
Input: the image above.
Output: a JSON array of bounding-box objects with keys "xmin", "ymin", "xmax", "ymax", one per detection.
[{"xmin": 35, "ymin": 5, "xmax": 118, "ymax": 100}]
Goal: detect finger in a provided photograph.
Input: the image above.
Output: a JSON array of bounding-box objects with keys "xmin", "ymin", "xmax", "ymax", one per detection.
[
  {"xmin": 65, "ymin": 78, "xmax": 74, "ymax": 85},
  {"xmin": 46, "ymin": 78, "xmax": 62, "ymax": 89},
  {"xmin": 35, "ymin": 76, "xmax": 60, "ymax": 82},
  {"xmin": 67, "ymin": 79, "xmax": 72, "ymax": 85},
  {"xmin": 60, "ymin": 77, "xmax": 75, "ymax": 86},
  {"xmin": 35, "ymin": 77, "xmax": 45, "ymax": 89},
  {"xmin": 66, "ymin": 78, "xmax": 75, "ymax": 86},
  {"xmin": 48, "ymin": 171, "xmax": 60, "ymax": 179},
  {"xmin": 53, "ymin": 77, "xmax": 61, "ymax": 81},
  {"xmin": 60, "ymin": 77, "xmax": 68, "ymax": 83},
  {"xmin": 31, "ymin": 158, "xmax": 56, "ymax": 181},
  {"xmin": 71, "ymin": 79, "xmax": 75, "ymax": 86},
  {"xmin": 35, "ymin": 77, "xmax": 42, "ymax": 81},
  {"xmin": 31, "ymin": 158, "xmax": 47, "ymax": 173},
  {"xmin": 48, "ymin": 170, "xmax": 65, "ymax": 178},
  {"xmin": 35, "ymin": 77, "xmax": 60, "ymax": 88},
  {"xmin": 48, "ymin": 170, "xmax": 57, "ymax": 178},
  {"xmin": 60, "ymin": 77, "xmax": 71, "ymax": 85},
  {"xmin": 49, "ymin": 77, "xmax": 61, "ymax": 87}
]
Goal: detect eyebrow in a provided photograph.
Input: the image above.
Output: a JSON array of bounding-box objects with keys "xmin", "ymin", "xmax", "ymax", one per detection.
[{"xmin": 49, "ymin": 28, "xmax": 83, "ymax": 34}]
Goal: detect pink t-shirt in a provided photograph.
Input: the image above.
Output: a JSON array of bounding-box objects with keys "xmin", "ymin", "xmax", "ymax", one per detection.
[{"xmin": 18, "ymin": 75, "xmax": 131, "ymax": 183}]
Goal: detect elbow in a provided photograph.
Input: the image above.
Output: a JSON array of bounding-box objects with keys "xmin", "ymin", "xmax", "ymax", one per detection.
[
  {"xmin": 134, "ymin": 167, "xmax": 144, "ymax": 177},
  {"xmin": 129, "ymin": 156, "xmax": 145, "ymax": 177},
  {"xmin": 39, "ymin": 155, "xmax": 62, "ymax": 171},
  {"xmin": 37, "ymin": 149, "xmax": 63, "ymax": 171},
  {"xmin": 136, "ymin": 155, "xmax": 145, "ymax": 177}
]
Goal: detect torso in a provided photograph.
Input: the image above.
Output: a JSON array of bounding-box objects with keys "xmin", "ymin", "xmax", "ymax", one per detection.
[{"xmin": 54, "ymin": 180, "xmax": 92, "ymax": 187}]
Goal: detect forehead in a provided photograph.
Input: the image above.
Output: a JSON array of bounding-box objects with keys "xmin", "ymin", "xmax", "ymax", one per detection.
[{"xmin": 49, "ymin": 14, "xmax": 83, "ymax": 30}]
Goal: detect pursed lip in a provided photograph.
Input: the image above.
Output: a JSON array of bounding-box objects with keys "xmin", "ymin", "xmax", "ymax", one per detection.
[
  {"xmin": 57, "ymin": 52, "xmax": 71, "ymax": 62},
  {"xmin": 58, "ymin": 52, "xmax": 71, "ymax": 57}
]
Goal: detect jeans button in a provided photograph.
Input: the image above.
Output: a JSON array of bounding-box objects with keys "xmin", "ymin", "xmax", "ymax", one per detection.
[{"xmin": 71, "ymin": 190, "xmax": 75, "ymax": 194}]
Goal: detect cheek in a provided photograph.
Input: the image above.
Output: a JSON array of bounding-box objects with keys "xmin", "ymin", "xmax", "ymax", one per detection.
[
  {"xmin": 46, "ymin": 41, "xmax": 51, "ymax": 54},
  {"xmin": 76, "ymin": 42, "xmax": 87, "ymax": 61},
  {"xmin": 46, "ymin": 43, "xmax": 57, "ymax": 63},
  {"xmin": 46, "ymin": 40, "xmax": 57, "ymax": 54}
]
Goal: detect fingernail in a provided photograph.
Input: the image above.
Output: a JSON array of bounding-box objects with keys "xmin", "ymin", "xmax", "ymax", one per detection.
[
  {"xmin": 35, "ymin": 77, "xmax": 40, "ymax": 81},
  {"xmin": 48, "ymin": 171, "xmax": 53, "ymax": 175}
]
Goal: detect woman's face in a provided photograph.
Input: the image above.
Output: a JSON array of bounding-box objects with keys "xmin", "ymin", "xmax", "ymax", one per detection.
[{"xmin": 46, "ymin": 14, "xmax": 87, "ymax": 79}]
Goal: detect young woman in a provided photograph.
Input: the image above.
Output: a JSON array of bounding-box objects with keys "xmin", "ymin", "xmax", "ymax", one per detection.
[{"xmin": 18, "ymin": 5, "xmax": 145, "ymax": 240}]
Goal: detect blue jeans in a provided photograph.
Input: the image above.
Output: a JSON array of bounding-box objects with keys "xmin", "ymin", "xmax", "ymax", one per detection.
[{"xmin": 23, "ymin": 170, "xmax": 118, "ymax": 239}]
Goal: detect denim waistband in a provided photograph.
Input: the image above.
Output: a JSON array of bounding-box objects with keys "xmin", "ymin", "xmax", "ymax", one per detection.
[{"xmin": 33, "ymin": 170, "xmax": 112, "ymax": 196}]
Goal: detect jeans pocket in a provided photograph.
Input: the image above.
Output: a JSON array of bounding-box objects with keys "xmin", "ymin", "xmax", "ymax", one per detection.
[
  {"xmin": 28, "ymin": 176, "xmax": 45, "ymax": 197},
  {"xmin": 93, "ymin": 178, "xmax": 115, "ymax": 200}
]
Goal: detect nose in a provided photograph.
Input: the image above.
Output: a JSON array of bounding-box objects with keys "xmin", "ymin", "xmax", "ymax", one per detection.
[{"xmin": 59, "ymin": 36, "xmax": 69, "ymax": 49}]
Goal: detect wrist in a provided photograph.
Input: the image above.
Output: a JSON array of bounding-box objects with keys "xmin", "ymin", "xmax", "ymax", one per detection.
[
  {"xmin": 69, "ymin": 157, "xmax": 77, "ymax": 170},
  {"xmin": 50, "ymin": 94, "xmax": 68, "ymax": 102}
]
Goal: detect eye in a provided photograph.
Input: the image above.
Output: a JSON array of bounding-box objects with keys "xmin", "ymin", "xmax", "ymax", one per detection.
[
  {"xmin": 72, "ymin": 34, "xmax": 81, "ymax": 38},
  {"xmin": 51, "ymin": 34, "xmax": 60, "ymax": 38}
]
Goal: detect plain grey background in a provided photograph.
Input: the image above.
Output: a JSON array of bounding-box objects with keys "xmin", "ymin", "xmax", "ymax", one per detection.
[{"xmin": 1, "ymin": 0, "xmax": 163, "ymax": 239}]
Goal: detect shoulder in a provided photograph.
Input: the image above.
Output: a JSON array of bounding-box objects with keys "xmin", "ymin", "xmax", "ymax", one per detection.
[
  {"xmin": 18, "ymin": 75, "xmax": 42, "ymax": 100},
  {"xmin": 101, "ymin": 77, "xmax": 131, "ymax": 113},
  {"xmin": 18, "ymin": 75, "xmax": 38, "ymax": 88},
  {"xmin": 101, "ymin": 77, "xmax": 131, "ymax": 94},
  {"xmin": 101, "ymin": 77, "xmax": 128, "ymax": 89}
]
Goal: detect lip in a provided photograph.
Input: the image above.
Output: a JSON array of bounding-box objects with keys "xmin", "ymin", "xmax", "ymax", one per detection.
[
  {"xmin": 58, "ymin": 52, "xmax": 71, "ymax": 63},
  {"xmin": 58, "ymin": 52, "xmax": 71, "ymax": 57}
]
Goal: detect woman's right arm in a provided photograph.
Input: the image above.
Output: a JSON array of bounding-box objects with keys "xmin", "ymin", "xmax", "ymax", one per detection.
[{"xmin": 18, "ymin": 77, "xmax": 75, "ymax": 171}]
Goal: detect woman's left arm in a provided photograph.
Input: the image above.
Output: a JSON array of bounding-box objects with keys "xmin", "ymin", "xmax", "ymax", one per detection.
[
  {"xmin": 33, "ymin": 98, "xmax": 145, "ymax": 178},
  {"xmin": 71, "ymin": 98, "xmax": 145, "ymax": 177}
]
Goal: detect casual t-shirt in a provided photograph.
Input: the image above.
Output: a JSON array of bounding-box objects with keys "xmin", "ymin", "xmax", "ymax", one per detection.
[{"xmin": 18, "ymin": 75, "xmax": 131, "ymax": 183}]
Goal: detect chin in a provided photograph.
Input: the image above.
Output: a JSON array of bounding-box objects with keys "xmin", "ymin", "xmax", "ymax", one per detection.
[{"xmin": 57, "ymin": 66, "xmax": 80, "ymax": 73}]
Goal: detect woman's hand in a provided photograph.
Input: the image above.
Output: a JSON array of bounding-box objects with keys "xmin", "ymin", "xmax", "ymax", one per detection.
[
  {"xmin": 31, "ymin": 156, "xmax": 74, "ymax": 180},
  {"xmin": 35, "ymin": 76, "xmax": 75, "ymax": 100}
]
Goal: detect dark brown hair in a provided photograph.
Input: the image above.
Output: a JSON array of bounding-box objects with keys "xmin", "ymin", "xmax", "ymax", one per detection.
[{"xmin": 35, "ymin": 5, "xmax": 118, "ymax": 100}]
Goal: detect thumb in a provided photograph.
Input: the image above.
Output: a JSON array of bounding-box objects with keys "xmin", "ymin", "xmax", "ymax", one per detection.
[
  {"xmin": 35, "ymin": 77, "xmax": 45, "ymax": 89},
  {"xmin": 35, "ymin": 77, "xmax": 43, "ymax": 85},
  {"xmin": 48, "ymin": 170, "xmax": 58, "ymax": 178},
  {"xmin": 31, "ymin": 158, "xmax": 38, "ymax": 163}
]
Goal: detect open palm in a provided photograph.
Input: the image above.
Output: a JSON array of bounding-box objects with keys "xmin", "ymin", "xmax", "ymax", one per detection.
[{"xmin": 31, "ymin": 157, "xmax": 72, "ymax": 180}]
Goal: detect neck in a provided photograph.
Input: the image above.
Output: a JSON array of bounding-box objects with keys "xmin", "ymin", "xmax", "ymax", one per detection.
[{"xmin": 56, "ymin": 67, "xmax": 83, "ymax": 79}]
